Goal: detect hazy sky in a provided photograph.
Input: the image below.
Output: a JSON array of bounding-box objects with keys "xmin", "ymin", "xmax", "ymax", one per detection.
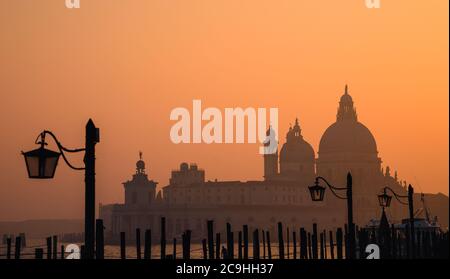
[{"xmin": 0, "ymin": 0, "xmax": 448, "ymax": 221}]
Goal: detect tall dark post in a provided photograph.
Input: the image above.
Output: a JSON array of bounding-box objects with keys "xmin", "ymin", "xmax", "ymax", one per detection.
[
  {"xmin": 136, "ymin": 228, "xmax": 141, "ymax": 259},
  {"xmin": 52, "ymin": 235, "xmax": 57, "ymax": 259},
  {"xmin": 120, "ymin": 232, "xmax": 126, "ymax": 259},
  {"xmin": 243, "ymin": 225, "xmax": 249, "ymax": 259},
  {"xmin": 173, "ymin": 238, "xmax": 177, "ymax": 259},
  {"xmin": 407, "ymin": 184, "xmax": 415, "ymax": 259},
  {"xmin": 278, "ymin": 222, "xmax": 284, "ymax": 259},
  {"xmin": 6, "ymin": 237, "xmax": 11, "ymax": 259},
  {"xmin": 144, "ymin": 229, "xmax": 151, "ymax": 259},
  {"xmin": 46, "ymin": 237, "xmax": 52, "ymax": 260},
  {"xmin": 238, "ymin": 231, "xmax": 243, "ymax": 259},
  {"xmin": 226, "ymin": 223, "xmax": 234, "ymax": 259},
  {"xmin": 293, "ymin": 230, "xmax": 297, "ymax": 259},
  {"xmin": 160, "ymin": 217, "xmax": 166, "ymax": 259},
  {"xmin": 202, "ymin": 239, "xmax": 207, "ymax": 259},
  {"xmin": 14, "ymin": 236, "xmax": 21, "ymax": 259},
  {"xmin": 346, "ymin": 172, "xmax": 355, "ymax": 259},
  {"xmin": 336, "ymin": 228, "xmax": 343, "ymax": 259},
  {"xmin": 286, "ymin": 227, "xmax": 290, "ymax": 259},
  {"xmin": 207, "ymin": 220, "xmax": 214, "ymax": 259},
  {"xmin": 216, "ymin": 233, "xmax": 221, "ymax": 259},
  {"xmin": 262, "ymin": 230, "xmax": 266, "ymax": 259},
  {"xmin": 329, "ymin": 230, "xmax": 335, "ymax": 259},
  {"xmin": 253, "ymin": 229, "xmax": 260, "ymax": 259},
  {"xmin": 61, "ymin": 245, "xmax": 65, "ymax": 259},
  {"xmin": 312, "ymin": 223, "xmax": 318, "ymax": 259},
  {"xmin": 266, "ymin": 231, "xmax": 272, "ymax": 259},
  {"xmin": 84, "ymin": 119, "xmax": 99, "ymax": 259},
  {"xmin": 96, "ymin": 219, "xmax": 104, "ymax": 259}
]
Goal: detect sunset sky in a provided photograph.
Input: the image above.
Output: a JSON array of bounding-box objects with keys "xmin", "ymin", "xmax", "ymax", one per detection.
[{"xmin": 0, "ymin": 0, "xmax": 448, "ymax": 221}]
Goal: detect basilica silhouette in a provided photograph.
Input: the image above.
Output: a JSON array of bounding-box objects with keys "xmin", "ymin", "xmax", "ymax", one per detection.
[{"xmin": 99, "ymin": 86, "xmax": 446, "ymax": 241}]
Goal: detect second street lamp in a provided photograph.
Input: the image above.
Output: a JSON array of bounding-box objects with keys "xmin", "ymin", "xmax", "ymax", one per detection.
[
  {"xmin": 308, "ymin": 172, "xmax": 356, "ymax": 259},
  {"xmin": 21, "ymin": 119, "xmax": 99, "ymax": 259},
  {"xmin": 377, "ymin": 185, "xmax": 415, "ymax": 258}
]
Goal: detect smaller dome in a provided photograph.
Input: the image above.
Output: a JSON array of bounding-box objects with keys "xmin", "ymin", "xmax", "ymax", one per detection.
[
  {"xmin": 279, "ymin": 118, "xmax": 315, "ymax": 163},
  {"xmin": 279, "ymin": 140, "xmax": 315, "ymax": 163}
]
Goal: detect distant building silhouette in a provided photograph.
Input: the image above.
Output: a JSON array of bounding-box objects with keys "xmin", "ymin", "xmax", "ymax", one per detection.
[{"xmin": 100, "ymin": 86, "xmax": 447, "ymax": 240}]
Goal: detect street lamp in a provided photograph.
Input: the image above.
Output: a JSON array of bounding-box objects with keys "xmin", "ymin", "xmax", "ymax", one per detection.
[
  {"xmin": 22, "ymin": 119, "xmax": 99, "ymax": 259},
  {"xmin": 22, "ymin": 137, "xmax": 61, "ymax": 179},
  {"xmin": 308, "ymin": 172, "xmax": 356, "ymax": 259},
  {"xmin": 377, "ymin": 185, "xmax": 415, "ymax": 258}
]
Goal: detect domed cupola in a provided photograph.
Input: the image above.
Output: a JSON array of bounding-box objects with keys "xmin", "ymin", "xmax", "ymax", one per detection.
[
  {"xmin": 317, "ymin": 85, "xmax": 381, "ymax": 188},
  {"xmin": 319, "ymin": 86, "xmax": 378, "ymax": 155},
  {"xmin": 279, "ymin": 118, "xmax": 315, "ymax": 178}
]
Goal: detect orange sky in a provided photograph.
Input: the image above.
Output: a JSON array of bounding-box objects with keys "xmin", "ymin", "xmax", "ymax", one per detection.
[{"xmin": 0, "ymin": 0, "xmax": 448, "ymax": 221}]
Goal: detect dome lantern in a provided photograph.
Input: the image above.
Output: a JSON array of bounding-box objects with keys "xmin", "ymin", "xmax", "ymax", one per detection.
[
  {"xmin": 136, "ymin": 151, "xmax": 146, "ymax": 174},
  {"xmin": 337, "ymin": 85, "xmax": 358, "ymax": 122}
]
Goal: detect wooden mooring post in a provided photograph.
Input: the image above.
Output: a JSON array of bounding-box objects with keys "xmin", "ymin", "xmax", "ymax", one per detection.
[
  {"xmin": 336, "ymin": 228, "xmax": 343, "ymax": 259},
  {"xmin": 312, "ymin": 223, "xmax": 318, "ymax": 259},
  {"xmin": 207, "ymin": 220, "xmax": 214, "ymax": 259},
  {"xmin": 320, "ymin": 232, "xmax": 324, "ymax": 259},
  {"xmin": 293, "ymin": 230, "xmax": 297, "ymax": 259},
  {"xmin": 61, "ymin": 245, "xmax": 65, "ymax": 259},
  {"xmin": 136, "ymin": 228, "xmax": 141, "ymax": 259},
  {"xmin": 253, "ymin": 229, "xmax": 260, "ymax": 259},
  {"xmin": 300, "ymin": 228, "xmax": 306, "ymax": 259},
  {"xmin": 120, "ymin": 232, "xmax": 126, "ymax": 259},
  {"xmin": 329, "ymin": 230, "xmax": 335, "ymax": 259},
  {"xmin": 286, "ymin": 227, "xmax": 290, "ymax": 259},
  {"xmin": 46, "ymin": 236, "xmax": 52, "ymax": 260},
  {"xmin": 14, "ymin": 236, "xmax": 21, "ymax": 259},
  {"xmin": 202, "ymin": 239, "xmax": 207, "ymax": 259},
  {"xmin": 278, "ymin": 222, "xmax": 284, "ymax": 259},
  {"xmin": 238, "ymin": 231, "xmax": 243, "ymax": 259},
  {"xmin": 262, "ymin": 230, "xmax": 266, "ymax": 259},
  {"xmin": 243, "ymin": 225, "xmax": 249, "ymax": 259},
  {"xmin": 52, "ymin": 235, "xmax": 57, "ymax": 260},
  {"xmin": 6, "ymin": 237, "xmax": 11, "ymax": 259},
  {"xmin": 183, "ymin": 230, "xmax": 192, "ymax": 260},
  {"xmin": 215, "ymin": 233, "xmax": 221, "ymax": 259},
  {"xmin": 173, "ymin": 238, "xmax": 177, "ymax": 259},
  {"xmin": 161, "ymin": 217, "xmax": 166, "ymax": 259},
  {"xmin": 226, "ymin": 223, "xmax": 234, "ymax": 259},
  {"xmin": 266, "ymin": 230, "xmax": 272, "ymax": 259},
  {"xmin": 144, "ymin": 229, "xmax": 151, "ymax": 259},
  {"xmin": 96, "ymin": 219, "xmax": 104, "ymax": 259}
]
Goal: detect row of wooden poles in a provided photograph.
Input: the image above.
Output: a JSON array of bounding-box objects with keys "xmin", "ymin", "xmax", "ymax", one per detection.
[{"xmin": 2, "ymin": 218, "xmax": 448, "ymax": 259}]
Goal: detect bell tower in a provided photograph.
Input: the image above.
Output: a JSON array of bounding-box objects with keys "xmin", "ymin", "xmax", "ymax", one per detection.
[{"xmin": 123, "ymin": 152, "xmax": 158, "ymax": 207}]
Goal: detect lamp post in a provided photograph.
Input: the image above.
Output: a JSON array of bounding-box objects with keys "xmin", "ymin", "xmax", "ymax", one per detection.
[
  {"xmin": 377, "ymin": 184, "xmax": 415, "ymax": 258},
  {"xmin": 308, "ymin": 172, "xmax": 355, "ymax": 259},
  {"xmin": 22, "ymin": 119, "xmax": 99, "ymax": 259}
]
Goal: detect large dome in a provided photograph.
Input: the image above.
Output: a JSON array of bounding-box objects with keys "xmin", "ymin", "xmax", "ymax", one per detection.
[
  {"xmin": 319, "ymin": 121, "xmax": 377, "ymax": 154},
  {"xmin": 319, "ymin": 86, "xmax": 378, "ymax": 155}
]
